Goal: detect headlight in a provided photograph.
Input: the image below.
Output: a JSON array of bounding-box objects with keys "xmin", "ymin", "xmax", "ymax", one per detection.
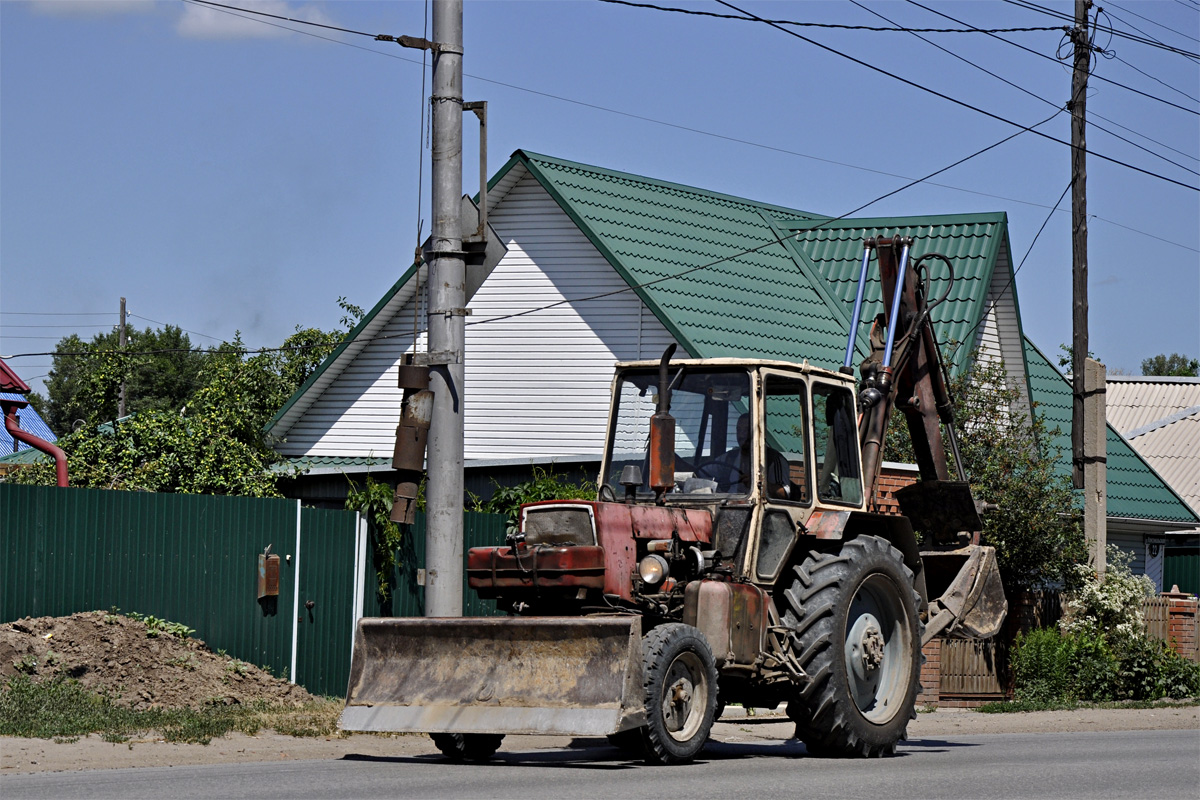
[{"xmin": 638, "ymin": 554, "xmax": 670, "ymax": 586}]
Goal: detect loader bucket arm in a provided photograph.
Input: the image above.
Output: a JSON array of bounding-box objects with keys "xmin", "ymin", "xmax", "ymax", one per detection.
[{"xmin": 341, "ymin": 616, "xmax": 647, "ymax": 736}]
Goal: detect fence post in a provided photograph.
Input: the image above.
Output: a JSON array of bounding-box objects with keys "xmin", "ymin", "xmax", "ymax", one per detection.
[
  {"xmin": 350, "ymin": 512, "xmax": 367, "ymax": 663},
  {"xmin": 290, "ymin": 499, "xmax": 302, "ymax": 685}
]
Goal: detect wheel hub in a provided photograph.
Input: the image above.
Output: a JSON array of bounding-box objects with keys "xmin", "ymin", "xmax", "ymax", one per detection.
[{"xmin": 860, "ymin": 624, "xmax": 885, "ymax": 671}]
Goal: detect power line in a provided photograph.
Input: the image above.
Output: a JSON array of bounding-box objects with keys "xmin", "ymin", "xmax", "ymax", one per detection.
[
  {"xmin": 1001, "ymin": 0, "xmax": 1200, "ymax": 58},
  {"xmin": 950, "ymin": 181, "xmax": 1073, "ymax": 362},
  {"xmin": 127, "ymin": 313, "xmax": 222, "ymax": 342},
  {"xmin": 711, "ymin": 0, "xmax": 1196, "ymax": 190},
  {"xmin": 905, "ymin": 0, "xmax": 1199, "ymax": 162},
  {"xmin": 1105, "ymin": 0, "xmax": 1200, "ymax": 45},
  {"xmin": 4, "ymin": 112, "xmax": 1048, "ymax": 358},
  {"xmin": 174, "ymin": 0, "xmax": 1199, "ymax": 237},
  {"xmin": 463, "ymin": 111, "xmax": 1063, "ymax": 330},
  {"xmin": 850, "ymin": 0, "xmax": 1198, "ymax": 178},
  {"xmin": 1110, "ymin": 51, "xmax": 1200, "ymax": 104},
  {"xmin": 596, "ymin": 0, "xmax": 1067, "ymax": 33},
  {"xmin": 904, "ymin": 0, "xmax": 1199, "ymax": 116}
]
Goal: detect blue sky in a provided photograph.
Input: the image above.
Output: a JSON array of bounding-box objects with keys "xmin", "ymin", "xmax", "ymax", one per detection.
[{"xmin": 2, "ymin": 0, "xmax": 1197, "ymax": 396}]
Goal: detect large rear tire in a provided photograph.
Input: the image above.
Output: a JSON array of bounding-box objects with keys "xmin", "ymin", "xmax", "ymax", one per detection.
[
  {"xmin": 640, "ymin": 623, "xmax": 718, "ymax": 765},
  {"xmin": 781, "ymin": 535, "xmax": 921, "ymax": 758},
  {"xmin": 430, "ymin": 733, "xmax": 504, "ymax": 762}
]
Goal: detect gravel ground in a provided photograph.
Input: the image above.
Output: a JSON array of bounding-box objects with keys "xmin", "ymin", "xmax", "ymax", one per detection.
[{"xmin": 3, "ymin": 705, "xmax": 1195, "ymax": 775}]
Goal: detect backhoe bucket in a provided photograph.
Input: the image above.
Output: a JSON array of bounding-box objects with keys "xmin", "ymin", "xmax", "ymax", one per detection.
[
  {"xmin": 920, "ymin": 544, "xmax": 1007, "ymax": 644},
  {"xmin": 340, "ymin": 616, "xmax": 646, "ymax": 736}
]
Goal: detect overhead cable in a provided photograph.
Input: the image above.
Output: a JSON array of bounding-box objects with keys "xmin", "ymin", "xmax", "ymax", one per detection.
[
  {"xmin": 712, "ymin": 0, "xmax": 1196, "ymax": 190},
  {"xmin": 851, "ymin": 0, "xmax": 1198, "ymax": 178},
  {"xmin": 596, "ymin": 0, "xmax": 1067, "ymax": 33}
]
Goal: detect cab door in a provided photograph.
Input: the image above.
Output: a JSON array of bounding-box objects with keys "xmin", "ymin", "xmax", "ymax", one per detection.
[{"xmin": 751, "ymin": 371, "xmax": 814, "ymax": 584}]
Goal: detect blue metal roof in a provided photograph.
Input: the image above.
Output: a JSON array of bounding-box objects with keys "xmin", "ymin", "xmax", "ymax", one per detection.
[{"xmin": 0, "ymin": 393, "xmax": 57, "ymax": 457}]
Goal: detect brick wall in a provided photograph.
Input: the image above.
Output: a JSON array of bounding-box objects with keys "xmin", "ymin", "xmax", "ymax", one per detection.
[
  {"xmin": 1162, "ymin": 591, "xmax": 1199, "ymax": 662},
  {"xmin": 869, "ymin": 465, "xmax": 918, "ymax": 516},
  {"xmin": 917, "ymin": 638, "xmax": 941, "ymax": 706}
]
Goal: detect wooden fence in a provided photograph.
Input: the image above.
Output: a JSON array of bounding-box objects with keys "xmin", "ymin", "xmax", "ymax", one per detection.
[{"xmin": 925, "ymin": 592, "xmax": 1200, "ymax": 705}]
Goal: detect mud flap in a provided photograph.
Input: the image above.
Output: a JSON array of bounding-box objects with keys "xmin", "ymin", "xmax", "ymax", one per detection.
[
  {"xmin": 340, "ymin": 616, "xmax": 646, "ymax": 736},
  {"xmin": 920, "ymin": 545, "xmax": 1007, "ymax": 644}
]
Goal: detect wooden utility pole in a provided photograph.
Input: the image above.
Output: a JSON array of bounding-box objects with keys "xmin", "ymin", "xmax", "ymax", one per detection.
[
  {"xmin": 1071, "ymin": 0, "xmax": 1106, "ymax": 573},
  {"xmin": 118, "ymin": 297, "xmax": 127, "ymax": 419}
]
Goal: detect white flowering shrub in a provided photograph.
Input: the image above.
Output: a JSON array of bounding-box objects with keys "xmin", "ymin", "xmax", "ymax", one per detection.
[{"xmin": 1061, "ymin": 545, "xmax": 1155, "ymax": 642}]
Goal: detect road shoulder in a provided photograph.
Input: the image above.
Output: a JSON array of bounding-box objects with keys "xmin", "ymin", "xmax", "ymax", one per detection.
[{"xmin": 2, "ymin": 706, "xmax": 1196, "ymax": 775}]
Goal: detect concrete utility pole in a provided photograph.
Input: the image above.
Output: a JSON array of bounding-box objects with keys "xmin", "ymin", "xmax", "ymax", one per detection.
[
  {"xmin": 1071, "ymin": 0, "xmax": 1106, "ymax": 573},
  {"xmin": 118, "ymin": 296, "xmax": 127, "ymax": 419},
  {"xmin": 425, "ymin": 0, "xmax": 466, "ymax": 616}
]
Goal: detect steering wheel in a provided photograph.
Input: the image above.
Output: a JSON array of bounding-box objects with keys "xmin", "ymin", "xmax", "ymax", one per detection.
[{"xmin": 693, "ymin": 458, "xmax": 743, "ymax": 491}]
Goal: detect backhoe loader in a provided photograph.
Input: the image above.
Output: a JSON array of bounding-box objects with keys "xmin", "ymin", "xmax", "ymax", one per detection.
[{"xmin": 342, "ymin": 236, "xmax": 1007, "ymax": 764}]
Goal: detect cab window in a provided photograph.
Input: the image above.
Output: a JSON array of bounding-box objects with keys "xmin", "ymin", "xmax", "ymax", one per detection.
[{"xmin": 812, "ymin": 383, "xmax": 863, "ymax": 506}]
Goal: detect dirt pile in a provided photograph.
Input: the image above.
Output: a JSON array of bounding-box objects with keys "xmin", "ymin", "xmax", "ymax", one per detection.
[{"xmin": 0, "ymin": 611, "xmax": 314, "ymax": 710}]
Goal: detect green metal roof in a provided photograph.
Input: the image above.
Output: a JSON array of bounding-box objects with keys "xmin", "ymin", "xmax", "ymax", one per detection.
[
  {"xmin": 781, "ymin": 215, "xmax": 1011, "ymax": 373},
  {"xmin": 1024, "ymin": 337, "xmax": 1200, "ymax": 525},
  {"xmin": 270, "ymin": 456, "xmax": 390, "ymax": 474},
  {"xmin": 515, "ymin": 151, "xmax": 1011, "ymax": 373}
]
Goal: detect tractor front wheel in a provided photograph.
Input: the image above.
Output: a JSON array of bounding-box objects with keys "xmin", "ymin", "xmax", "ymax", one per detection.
[
  {"xmin": 430, "ymin": 733, "xmax": 505, "ymax": 762},
  {"xmin": 640, "ymin": 623, "xmax": 718, "ymax": 765}
]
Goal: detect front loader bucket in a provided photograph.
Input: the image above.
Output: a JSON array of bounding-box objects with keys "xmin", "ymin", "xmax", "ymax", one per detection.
[
  {"xmin": 920, "ymin": 545, "xmax": 1007, "ymax": 644},
  {"xmin": 341, "ymin": 616, "xmax": 646, "ymax": 736}
]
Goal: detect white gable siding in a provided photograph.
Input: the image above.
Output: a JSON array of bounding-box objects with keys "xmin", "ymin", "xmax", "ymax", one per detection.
[
  {"xmin": 971, "ymin": 244, "xmax": 1030, "ymax": 416},
  {"xmin": 277, "ymin": 174, "xmax": 683, "ymax": 462},
  {"xmin": 464, "ymin": 175, "xmax": 682, "ymax": 459}
]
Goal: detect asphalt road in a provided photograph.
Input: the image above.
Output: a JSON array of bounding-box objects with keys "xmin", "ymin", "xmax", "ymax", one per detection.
[{"xmin": 3, "ymin": 728, "xmax": 1197, "ymax": 800}]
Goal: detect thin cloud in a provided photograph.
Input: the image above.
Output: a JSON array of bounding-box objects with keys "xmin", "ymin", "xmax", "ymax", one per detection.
[{"xmin": 176, "ymin": 0, "xmax": 333, "ymax": 40}]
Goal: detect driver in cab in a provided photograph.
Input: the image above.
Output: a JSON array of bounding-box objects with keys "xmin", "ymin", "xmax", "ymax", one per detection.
[{"xmin": 699, "ymin": 413, "xmax": 790, "ymax": 498}]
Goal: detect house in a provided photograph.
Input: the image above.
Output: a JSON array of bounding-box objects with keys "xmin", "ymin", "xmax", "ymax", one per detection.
[
  {"xmin": 0, "ymin": 357, "xmax": 59, "ymax": 479},
  {"xmin": 1104, "ymin": 376, "xmax": 1200, "ymax": 592},
  {"xmin": 268, "ymin": 150, "xmax": 1028, "ymax": 502},
  {"xmin": 265, "ymin": 150, "xmax": 1199, "ymax": 568}
]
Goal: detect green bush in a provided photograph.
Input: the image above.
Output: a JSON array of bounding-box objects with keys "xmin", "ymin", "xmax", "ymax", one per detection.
[
  {"xmin": 1012, "ymin": 627, "xmax": 1073, "ymax": 703},
  {"xmin": 1070, "ymin": 631, "xmax": 1120, "ymax": 701},
  {"xmin": 1011, "ymin": 625, "xmax": 1198, "ymax": 704}
]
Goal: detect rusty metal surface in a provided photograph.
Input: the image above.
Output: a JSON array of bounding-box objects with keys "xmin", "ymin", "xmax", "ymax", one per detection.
[
  {"xmin": 682, "ymin": 580, "xmax": 768, "ymax": 668},
  {"xmin": 922, "ymin": 545, "xmax": 1007, "ymax": 642},
  {"xmin": 342, "ymin": 616, "xmax": 645, "ymax": 735},
  {"xmin": 588, "ymin": 502, "xmax": 714, "ymax": 600},
  {"xmin": 391, "ymin": 389, "xmax": 433, "ymax": 472},
  {"xmin": 257, "ymin": 553, "xmax": 280, "ymax": 599},
  {"xmin": 805, "ymin": 509, "xmax": 851, "ymax": 540},
  {"xmin": 466, "ymin": 545, "xmax": 606, "ymax": 595},
  {"xmin": 649, "ymin": 413, "xmax": 676, "ymax": 494}
]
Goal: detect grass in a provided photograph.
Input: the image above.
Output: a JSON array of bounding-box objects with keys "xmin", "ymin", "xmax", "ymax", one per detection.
[
  {"xmin": 0, "ymin": 674, "xmax": 344, "ymax": 744},
  {"xmin": 977, "ymin": 697, "xmax": 1200, "ymax": 714}
]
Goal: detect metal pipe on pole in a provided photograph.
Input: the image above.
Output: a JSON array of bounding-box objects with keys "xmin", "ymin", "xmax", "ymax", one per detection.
[{"xmin": 425, "ymin": 0, "xmax": 466, "ymax": 616}]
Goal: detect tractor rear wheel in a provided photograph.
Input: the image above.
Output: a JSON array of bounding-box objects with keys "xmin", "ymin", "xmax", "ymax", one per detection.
[
  {"xmin": 639, "ymin": 623, "xmax": 718, "ymax": 765},
  {"xmin": 781, "ymin": 535, "xmax": 922, "ymax": 757}
]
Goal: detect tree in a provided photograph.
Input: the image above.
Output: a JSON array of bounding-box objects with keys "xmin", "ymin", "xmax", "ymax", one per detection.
[
  {"xmin": 40, "ymin": 326, "xmax": 209, "ymax": 435},
  {"xmin": 6, "ymin": 304, "xmax": 356, "ymax": 496},
  {"xmin": 886, "ymin": 353, "xmax": 1086, "ymax": 591},
  {"xmin": 1140, "ymin": 353, "xmax": 1199, "ymax": 377}
]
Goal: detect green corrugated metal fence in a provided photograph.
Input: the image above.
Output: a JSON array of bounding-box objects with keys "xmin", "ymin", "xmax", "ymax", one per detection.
[{"xmin": 1, "ymin": 484, "xmax": 509, "ymax": 698}]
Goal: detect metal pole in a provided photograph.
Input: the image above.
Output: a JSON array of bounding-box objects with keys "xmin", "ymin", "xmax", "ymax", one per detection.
[
  {"xmin": 425, "ymin": 0, "xmax": 465, "ymax": 617},
  {"xmin": 118, "ymin": 297, "xmax": 127, "ymax": 418}
]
